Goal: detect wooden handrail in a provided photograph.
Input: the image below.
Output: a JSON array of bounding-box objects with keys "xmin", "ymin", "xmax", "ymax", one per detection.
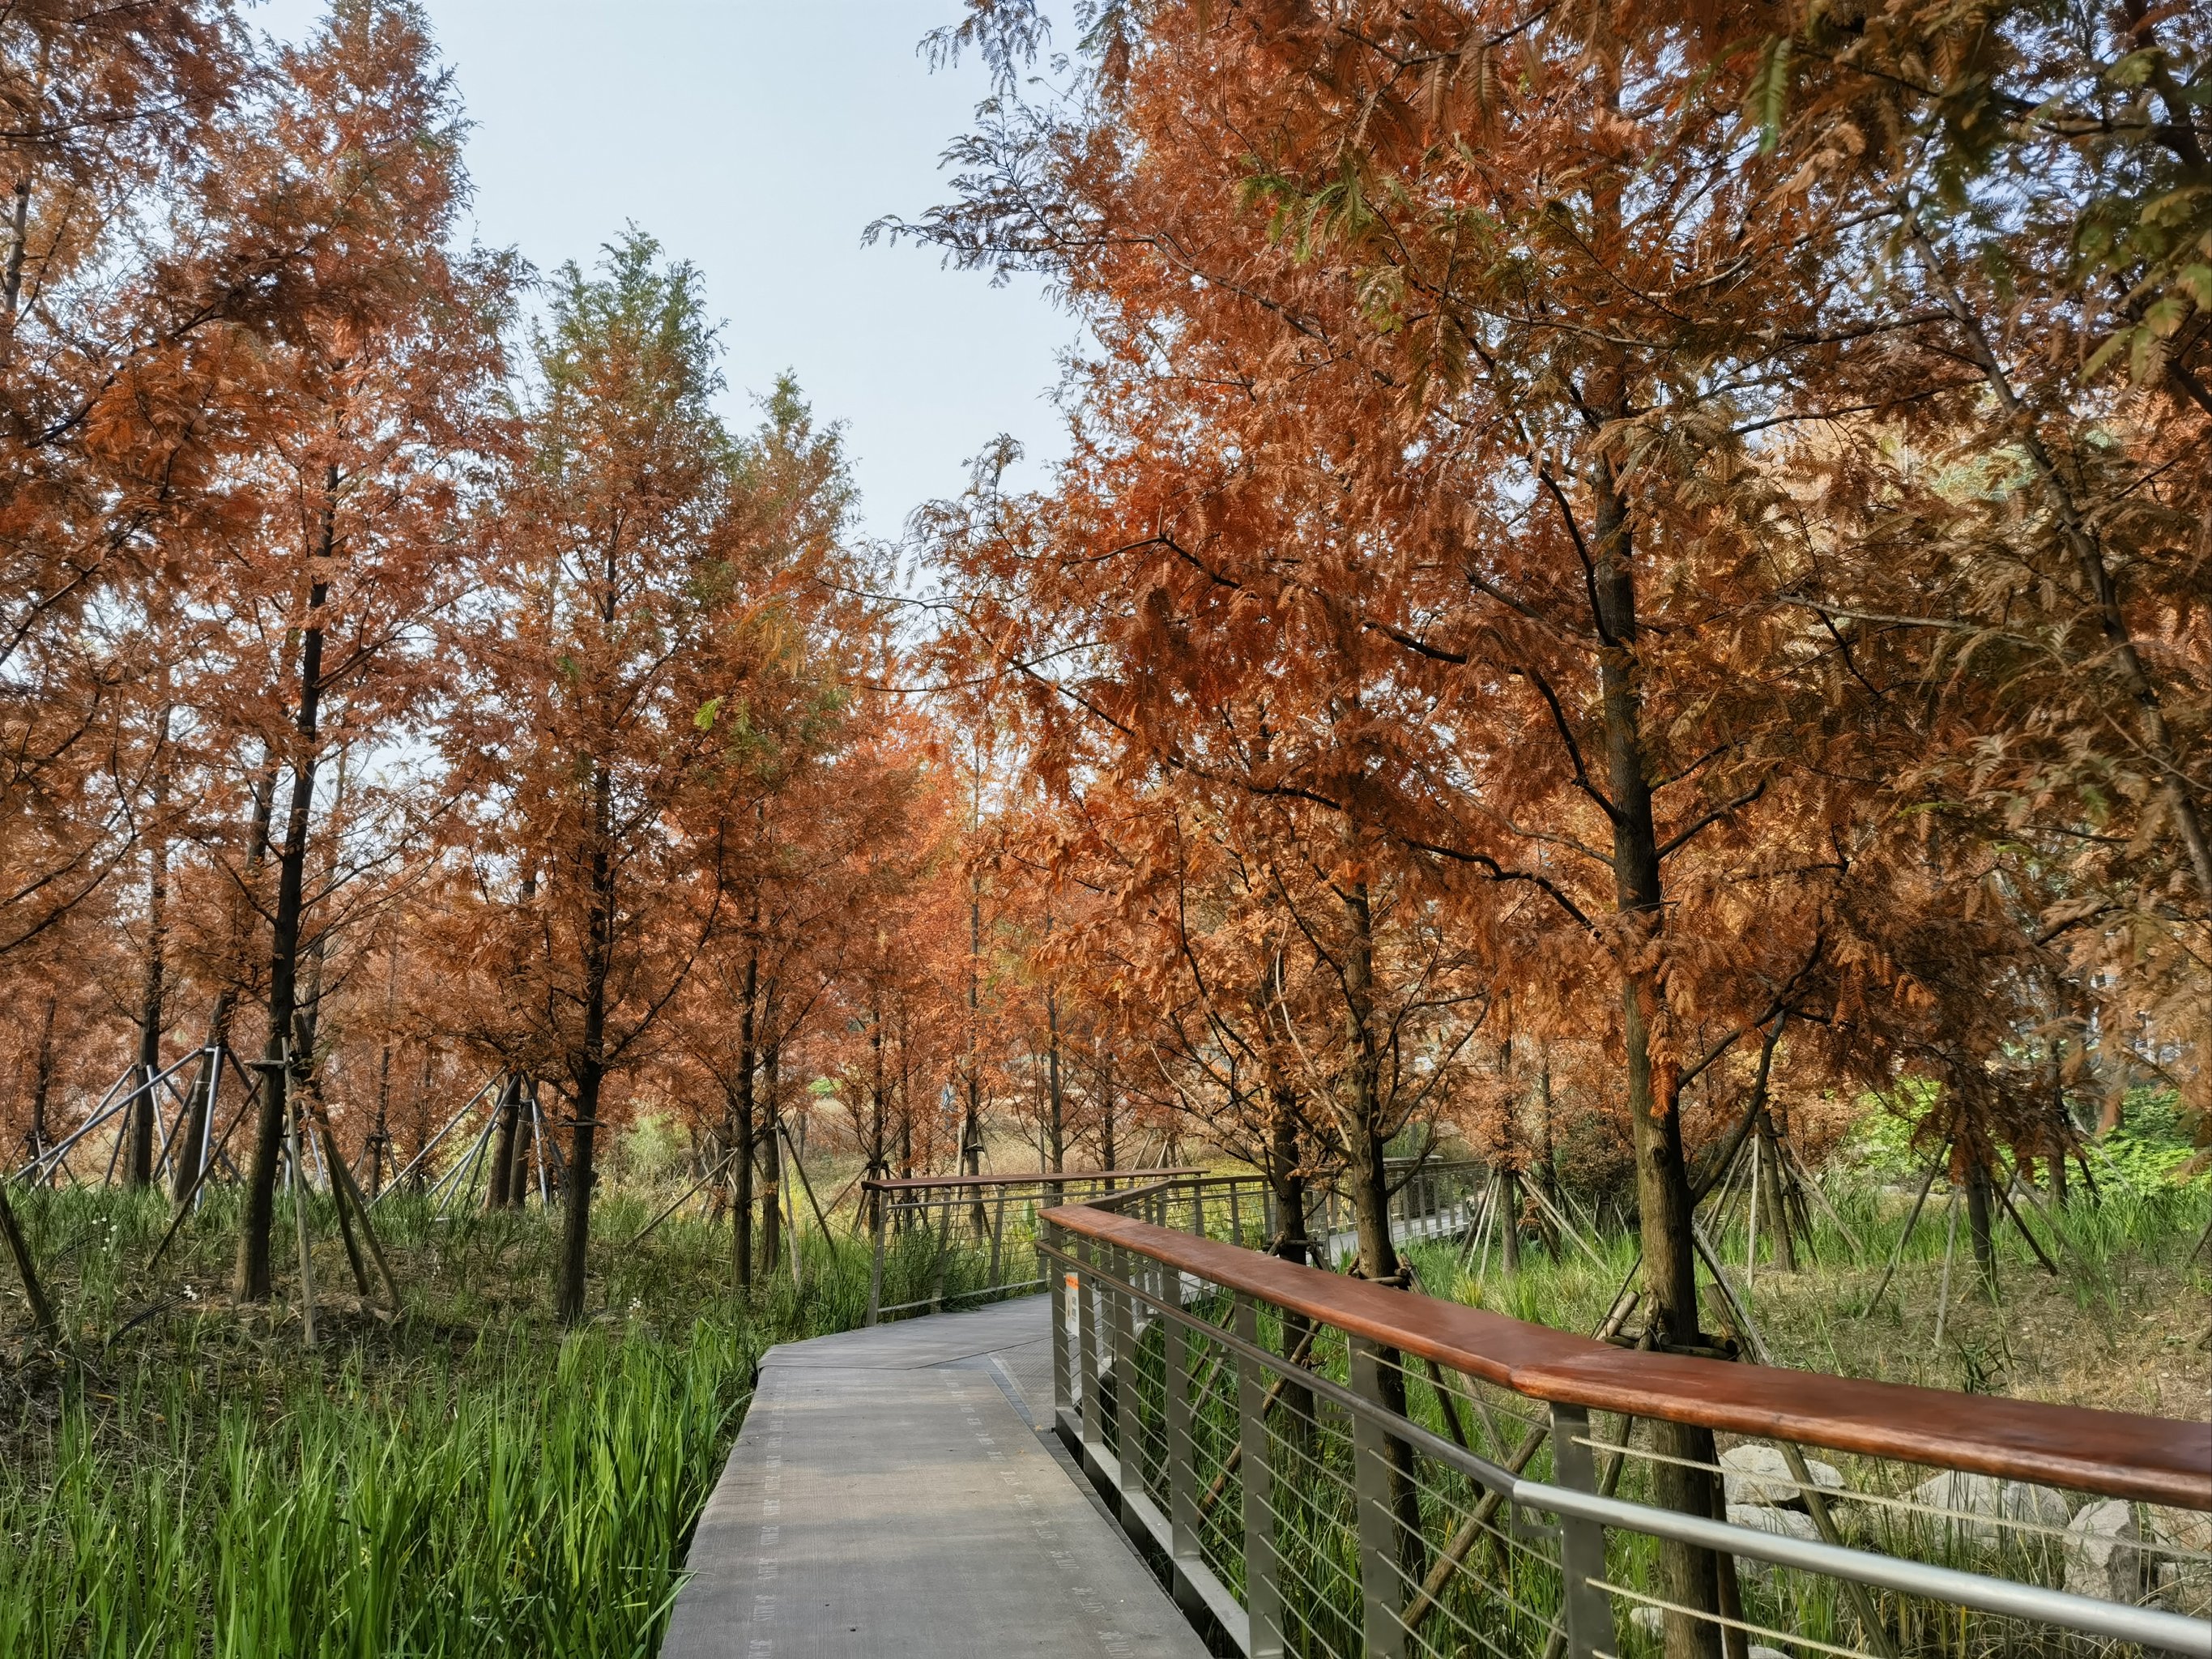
[
  {"xmin": 1048, "ymin": 1202, "xmax": 2212, "ymax": 1511},
  {"xmin": 861, "ymin": 1166, "xmax": 1208, "ymax": 1193}
]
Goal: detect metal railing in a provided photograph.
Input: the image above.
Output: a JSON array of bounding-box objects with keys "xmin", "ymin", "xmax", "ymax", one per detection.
[
  {"xmin": 861, "ymin": 1161, "xmax": 1487, "ymax": 1326},
  {"xmin": 1044, "ymin": 1179, "xmax": 2211, "ymax": 1659},
  {"xmin": 863, "ymin": 1168, "xmax": 1265, "ymax": 1324}
]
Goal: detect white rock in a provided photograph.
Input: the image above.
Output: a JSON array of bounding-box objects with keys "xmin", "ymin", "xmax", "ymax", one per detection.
[
  {"xmin": 2065, "ymin": 1500, "xmax": 2146, "ymax": 1603},
  {"xmin": 1728, "ymin": 1503, "xmax": 1821, "ymax": 1583},
  {"xmin": 1721, "ymin": 1444, "xmax": 1845, "ymax": 1509},
  {"xmin": 1748, "ymin": 1648, "xmax": 1792, "ymax": 1659},
  {"xmin": 1909, "ymin": 1471, "xmax": 2072, "ymax": 1549}
]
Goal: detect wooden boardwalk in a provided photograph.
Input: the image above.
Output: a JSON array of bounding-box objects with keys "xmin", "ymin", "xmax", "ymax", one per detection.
[{"xmin": 660, "ymin": 1296, "xmax": 1206, "ymax": 1659}]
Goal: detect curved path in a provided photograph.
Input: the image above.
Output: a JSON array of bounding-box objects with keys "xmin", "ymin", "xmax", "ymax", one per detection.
[{"xmin": 661, "ymin": 1296, "xmax": 1206, "ymax": 1659}]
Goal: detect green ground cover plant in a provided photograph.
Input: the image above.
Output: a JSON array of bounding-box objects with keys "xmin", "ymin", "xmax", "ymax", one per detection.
[{"xmin": 0, "ymin": 1186, "xmax": 897, "ymax": 1659}]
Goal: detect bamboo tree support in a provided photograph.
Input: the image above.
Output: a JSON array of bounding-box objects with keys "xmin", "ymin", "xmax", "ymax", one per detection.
[
  {"xmin": 1931, "ymin": 1187, "xmax": 1962, "ymax": 1350},
  {"xmin": 1992, "ymin": 1171, "xmax": 2062, "ymax": 1277},
  {"xmin": 629, "ymin": 1152, "xmax": 735, "ymax": 1247},
  {"xmin": 1780, "ymin": 1138, "xmax": 1864, "ymax": 1258},
  {"xmin": 147, "ymin": 1061, "xmax": 266, "ymax": 1275},
  {"xmin": 786, "ymin": 1179, "xmax": 804, "ymax": 1294},
  {"xmin": 1694, "ymin": 1223, "xmax": 1902, "ymax": 1659},
  {"xmin": 307, "ymin": 1102, "xmax": 403, "ymax": 1320},
  {"xmin": 1455, "ymin": 1171, "xmax": 1497, "ymax": 1269},
  {"xmin": 283, "ymin": 1077, "xmax": 318, "ymax": 1350},
  {"xmin": 0, "ymin": 1177, "xmax": 58, "ymax": 1339},
  {"xmin": 1520, "ymin": 1172, "xmax": 1608, "ymax": 1272},
  {"xmin": 1865, "ymin": 1154, "xmax": 1947, "ymax": 1313},
  {"xmin": 1745, "ymin": 1133, "xmax": 1762, "ymax": 1293},
  {"xmin": 777, "ymin": 1117, "xmax": 844, "ymax": 1269},
  {"xmin": 330, "ymin": 1162, "xmax": 370, "ymax": 1296},
  {"xmin": 371, "ymin": 1075, "xmax": 502, "ymax": 1207}
]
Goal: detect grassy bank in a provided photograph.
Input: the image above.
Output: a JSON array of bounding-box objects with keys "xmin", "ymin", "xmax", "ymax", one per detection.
[{"xmin": 1409, "ymin": 1166, "xmax": 2210, "ymax": 1415}]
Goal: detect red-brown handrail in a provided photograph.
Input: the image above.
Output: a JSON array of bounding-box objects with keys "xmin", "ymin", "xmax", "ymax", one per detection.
[
  {"xmin": 862, "ymin": 1166, "xmax": 1208, "ymax": 1193},
  {"xmin": 1049, "ymin": 1201, "xmax": 2212, "ymax": 1510}
]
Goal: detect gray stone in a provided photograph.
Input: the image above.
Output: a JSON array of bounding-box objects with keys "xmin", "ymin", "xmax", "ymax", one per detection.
[
  {"xmin": 1728, "ymin": 1503, "xmax": 1822, "ymax": 1582},
  {"xmin": 1909, "ymin": 1471, "xmax": 2072, "ymax": 1550},
  {"xmin": 2150, "ymin": 1505, "xmax": 2212, "ymax": 1557},
  {"xmin": 2065, "ymin": 1499, "xmax": 2146, "ymax": 1604},
  {"xmin": 1721, "ymin": 1444, "xmax": 1845, "ymax": 1508},
  {"xmin": 1749, "ymin": 1648, "xmax": 1792, "ymax": 1659},
  {"xmin": 2149, "ymin": 1507, "xmax": 2212, "ymax": 1615}
]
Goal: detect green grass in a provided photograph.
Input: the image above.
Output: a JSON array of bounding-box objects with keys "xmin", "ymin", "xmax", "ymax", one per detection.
[
  {"xmin": 0, "ymin": 1184, "xmax": 884, "ymax": 1659},
  {"xmin": 2, "ymin": 1153, "xmax": 2201, "ymax": 1658}
]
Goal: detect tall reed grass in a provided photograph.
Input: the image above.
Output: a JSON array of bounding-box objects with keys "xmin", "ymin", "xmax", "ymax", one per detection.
[{"xmin": 0, "ymin": 1188, "xmax": 882, "ymax": 1659}]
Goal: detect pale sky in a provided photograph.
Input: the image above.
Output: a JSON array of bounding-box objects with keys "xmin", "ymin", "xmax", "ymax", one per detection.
[{"xmin": 255, "ymin": 0, "xmax": 1076, "ymax": 543}]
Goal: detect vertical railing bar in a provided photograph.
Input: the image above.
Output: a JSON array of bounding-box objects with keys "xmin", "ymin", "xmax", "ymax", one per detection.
[
  {"xmin": 1349, "ymin": 1337, "xmax": 1410, "ymax": 1659},
  {"xmin": 1236, "ymin": 1294, "xmax": 1286, "ymax": 1659},
  {"xmin": 1554, "ymin": 1403, "xmax": 1616, "ymax": 1659},
  {"xmin": 1111, "ymin": 1240, "xmax": 1144, "ymax": 1520},
  {"xmin": 865, "ymin": 1182, "xmax": 886, "ymax": 1326},
  {"xmin": 1077, "ymin": 1232, "xmax": 1103, "ymax": 1452},
  {"xmin": 987, "ymin": 1183, "xmax": 1007, "ymax": 1290},
  {"xmin": 1049, "ymin": 1214, "xmax": 1071, "ymax": 1422},
  {"xmin": 1165, "ymin": 1290, "xmax": 1201, "ymax": 1606}
]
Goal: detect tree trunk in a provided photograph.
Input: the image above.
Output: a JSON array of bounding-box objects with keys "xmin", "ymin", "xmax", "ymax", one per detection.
[
  {"xmin": 556, "ymin": 758, "xmax": 616, "ymax": 1327},
  {"xmin": 177, "ymin": 759, "xmax": 279, "ymax": 1204},
  {"xmin": 1336, "ymin": 879, "xmax": 1400, "ymax": 1283},
  {"xmin": 1267, "ymin": 1092, "xmax": 1317, "ymax": 1445},
  {"xmin": 2047, "ymin": 1045, "xmax": 2071, "ymax": 1207},
  {"xmin": 1501, "ymin": 1165, "xmax": 1524, "ymax": 1273},
  {"xmin": 760, "ymin": 1035, "xmax": 783, "ymax": 1281},
  {"xmin": 1098, "ymin": 1073, "xmax": 1118, "ymax": 1175},
  {"xmin": 127, "ymin": 721, "xmax": 171, "ymax": 1189},
  {"xmin": 236, "ymin": 479, "xmax": 335, "ymax": 1303},
  {"xmin": 559, "ymin": 1059, "xmax": 602, "ymax": 1324},
  {"xmin": 365, "ymin": 1048, "xmax": 391, "ymax": 1201},
  {"xmin": 1592, "ymin": 408, "xmax": 1730, "ymax": 1659},
  {"xmin": 735, "ymin": 940, "xmax": 757, "ymax": 1290},
  {"xmin": 1965, "ymin": 1151, "xmax": 1997, "ymax": 1290},
  {"xmin": 963, "ymin": 885, "xmax": 986, "ymax": 1235},
  {"xmin": 867, "ymin": 995, "xmax": 888, "ymax": 1231},
  {"xmin": 1332, "ymin": 875, "xmax": 1424, "ymax": 1584},
  {"xmin": 26, "ymin": 995, "xmax": 56, "ymax": 1162},
  {"xmin": 488, "ymin": 1073, "xmax": 523, "ymax": 1209},
  {"xmin": 1536, "ymin": 1048, "xmax": 1556, "ymax": 1200},
  {"xmin": 1046, "ymin": 985, "xmax": 1065, "ymax": 1172},
  {"xmin": 1758, "ymin": 1113, "xmax": 1796, "ymax": 1271}
]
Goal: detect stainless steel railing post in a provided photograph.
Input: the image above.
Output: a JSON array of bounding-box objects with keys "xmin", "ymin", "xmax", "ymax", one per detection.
[
  {"xmin": 987, "ymin": 1186, "xmax": 1007, "ymax": 1289},
  {"xmin": 865, "ymin": 1185, "xmax": 886, "ymax": 1326},
  {"xmin": 1349, "ymin": 1337, "xmax": 1411, "ymax": 1659},
  {"xmin": 1235, "ymin": 1295, "xmax": 1286, "ymax": 1659},
  {"xmin": 1110, "ymin": 1243, "xmax": 1144, "ymax": 1520},
  {"xmin": 1550, "ymin": 1403, "xmax": 1615, "ymax": 1659},
  {"xmin": 1077, "ymin": 1235, "xmax": 1104, "ymax": 1452},
  {"xmin": 1164, "ymin": 1295, "xmax": 1202, "ymax": 1608},
  {"xmin": 1048, "ymin": 1218, "xmax": 1071, "ymax": 1422}
]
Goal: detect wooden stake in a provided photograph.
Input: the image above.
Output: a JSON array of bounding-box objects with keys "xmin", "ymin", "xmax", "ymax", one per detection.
[
  {"xmin": 1865, "ymin": 1154, "xmax": 1945, "ymax": 1313},
  {"xmin": 1931, "ymin": 1187, "xmax": 1960, "ymax": 1350},
  {"xmin": 308, "ymin": 1103, "xmax": 403, "ymax": 1320},
  {"xmin": 0, "ymin": 1178, "xmax": 58, "ymax": 1339},
  {"xmin": 284, "ymin": 1084, "xmax": 318, "ymax": 1350}
]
